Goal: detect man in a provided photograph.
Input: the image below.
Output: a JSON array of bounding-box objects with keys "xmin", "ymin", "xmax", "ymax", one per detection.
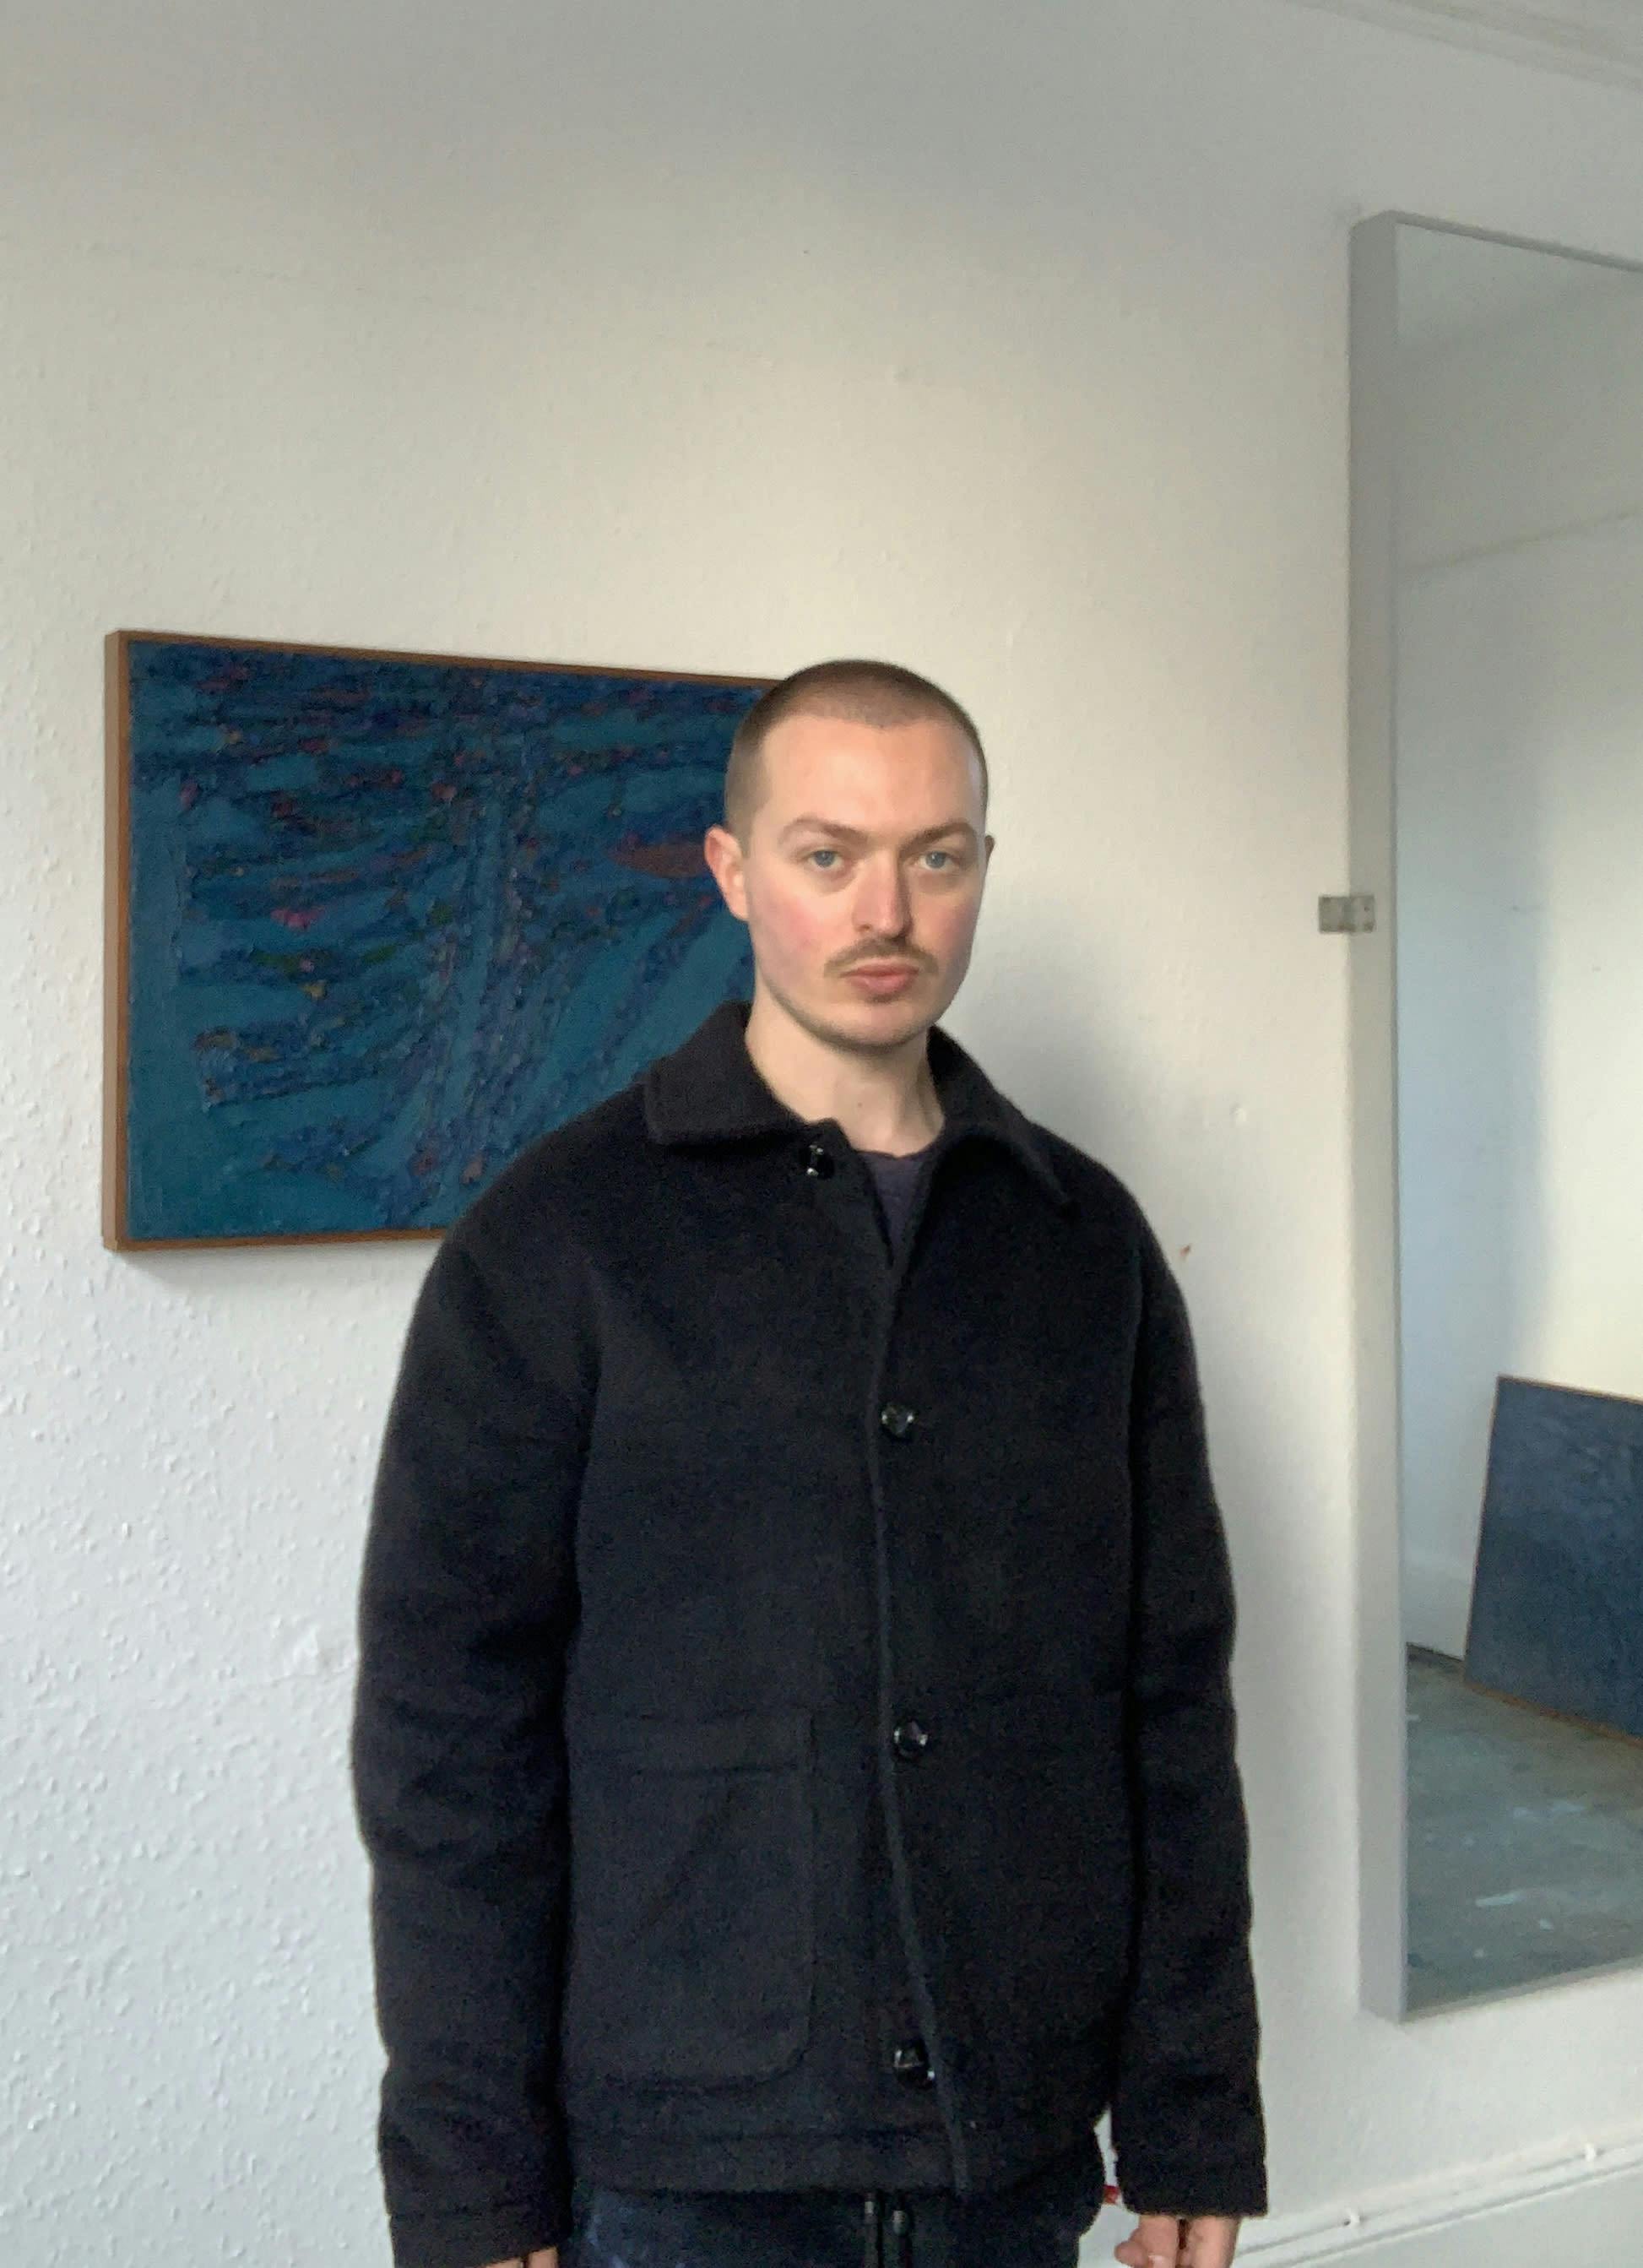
[{"xmin": 350, "ymin": 659, "xmax": 1267, "ymax": 2268}]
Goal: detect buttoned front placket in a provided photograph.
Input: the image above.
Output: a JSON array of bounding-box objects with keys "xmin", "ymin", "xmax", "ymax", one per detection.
[{"xmin": 800, "ymin": 1119, "xmax": 973, "ymax": 2195}]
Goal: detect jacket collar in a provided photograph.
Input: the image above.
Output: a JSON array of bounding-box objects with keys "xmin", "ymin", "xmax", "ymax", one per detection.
[{"xmin": 642, "ymin": 996, "xmax": 1072, "ymax": 1211}]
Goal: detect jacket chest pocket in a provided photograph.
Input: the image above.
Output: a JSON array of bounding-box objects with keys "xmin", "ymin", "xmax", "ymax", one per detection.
[{"xmin": 561, "ymin": 1706, "xmax": 816, "ymax": 2086}]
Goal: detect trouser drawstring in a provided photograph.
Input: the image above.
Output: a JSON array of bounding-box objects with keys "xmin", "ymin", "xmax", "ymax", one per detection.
[{"xmin": 862, "ymin": 2190, "xmax": 914, "ymax": 2268}]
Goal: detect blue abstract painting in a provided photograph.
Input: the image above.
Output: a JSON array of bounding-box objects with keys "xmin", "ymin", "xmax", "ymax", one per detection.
[
  {"xmin": 107, "ymin": 632, "xmax": 764, "ymax": 1245},
  {"xmin": 1465, "ymin": 1375, "xmax": 1643, "ymax": 1740}
]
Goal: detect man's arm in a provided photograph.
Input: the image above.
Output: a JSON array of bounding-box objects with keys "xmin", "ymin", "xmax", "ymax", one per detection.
[
  {"xmin": 1107, "ymin": 1213, "xmax": 1267, "ymax": 2222},
  {"xmin": 350, "ymin": 1228, "xmax": 586, "ymax": 2268}
]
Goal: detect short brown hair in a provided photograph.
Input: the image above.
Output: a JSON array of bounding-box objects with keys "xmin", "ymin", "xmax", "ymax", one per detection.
[{"xmin": 723, "ymin": 658, "xmax": 987, "ymax": 843}]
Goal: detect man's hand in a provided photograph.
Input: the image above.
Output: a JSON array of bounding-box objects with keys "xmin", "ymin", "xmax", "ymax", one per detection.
[{"xmin": 1115, "ymin": 2210, "xmax": 1240, "ymax": 2268}]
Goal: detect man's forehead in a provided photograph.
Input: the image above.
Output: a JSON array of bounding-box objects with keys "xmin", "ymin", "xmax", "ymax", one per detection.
[
  {"xmin": 741, "ymin": 707, "xmax": 986, "ymax": 845},
  {"xmin": 757, "ymin": 711, "xmax": 984, "ymax": 800}
]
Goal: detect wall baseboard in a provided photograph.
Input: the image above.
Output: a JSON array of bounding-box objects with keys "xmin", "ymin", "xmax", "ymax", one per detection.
[{"xmin": 1083, "ymin": 2123, "xmax": 1643, "ymax": 2265}]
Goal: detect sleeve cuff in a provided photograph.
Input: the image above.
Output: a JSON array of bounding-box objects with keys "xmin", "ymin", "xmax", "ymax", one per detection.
[
  {"xmin": 1115, "ymin": 2165, "xmax": 1268, "ymax": 2219},
  {"xmin": 388, "ymin": 2194, "xmax": 572, "ymax": 2268}
]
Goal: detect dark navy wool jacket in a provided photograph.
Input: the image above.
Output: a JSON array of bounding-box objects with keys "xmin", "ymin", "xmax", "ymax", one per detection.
[{"xmin": 350, "ymin": 997, "xmax": 1267, "ymax": 2268}]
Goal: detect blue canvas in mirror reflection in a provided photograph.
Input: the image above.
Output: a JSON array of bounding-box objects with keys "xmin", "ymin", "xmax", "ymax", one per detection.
[{"xmin": 1466, "ymin": 1375, "xmax": 1643, "ymax": 1743}]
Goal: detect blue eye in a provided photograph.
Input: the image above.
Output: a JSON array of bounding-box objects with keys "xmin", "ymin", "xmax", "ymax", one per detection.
[
  {"xmin": 807, "ymin": 849, "xmax": 839, "ymax": 870},
  {"xmin": 925, "ymin": 849, "xmax": 952, "ymax": 869}
]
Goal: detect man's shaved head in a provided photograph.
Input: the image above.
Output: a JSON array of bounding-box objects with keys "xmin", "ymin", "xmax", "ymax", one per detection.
[{"xmin": 724, "ymin": 659, "xmax": 987, "ymax": 844}]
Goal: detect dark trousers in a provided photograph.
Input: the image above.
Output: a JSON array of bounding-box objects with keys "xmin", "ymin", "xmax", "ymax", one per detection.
[{"xmin": 561, "ymin": 2135, "xmax": 1108, "ymax": 2268}]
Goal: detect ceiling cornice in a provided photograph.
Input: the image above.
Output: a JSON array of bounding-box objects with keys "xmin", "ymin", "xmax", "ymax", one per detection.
[{"xmin": 1281, "ymin": 1, "xmax": 1643, "ymax": 91}]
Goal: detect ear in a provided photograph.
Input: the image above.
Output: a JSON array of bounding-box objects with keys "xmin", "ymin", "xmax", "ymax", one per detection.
[{"xmin": 702, "ymin": 822, "xmax": 749, "ymax": 921}]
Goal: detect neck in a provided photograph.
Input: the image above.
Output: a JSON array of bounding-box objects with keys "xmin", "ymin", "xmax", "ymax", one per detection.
[{"xmin": 742, "ymin": 985, "xmax": 945, "ymax": 1156}]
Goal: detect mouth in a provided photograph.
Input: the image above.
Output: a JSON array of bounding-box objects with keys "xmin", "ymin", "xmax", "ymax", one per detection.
[{"xmin": 842, "ymin": 963, "xmax": 921, "ymax": 996}]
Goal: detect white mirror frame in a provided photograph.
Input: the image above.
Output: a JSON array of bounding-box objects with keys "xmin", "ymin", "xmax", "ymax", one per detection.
[{"xmin": 1347, "ymin": 209, "xmax": 1643, "ymax": 2023}]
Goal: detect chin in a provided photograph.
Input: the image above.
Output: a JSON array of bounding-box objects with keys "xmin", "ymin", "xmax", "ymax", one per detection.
[{"xmin": 825, "ymin": 991, "xmax": 937, "ymax": 1048}]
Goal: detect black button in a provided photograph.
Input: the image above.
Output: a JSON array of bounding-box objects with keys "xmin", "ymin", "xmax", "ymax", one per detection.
[
  {"xmin": 879, "ymin": 1402, "xmax": 916, "ymax": 1438},
  {"xmin": 802, "ymin": 1142, "xmax": 834, "ymax": 1179},
  {"xmin": 892, "ymin": 1719, "xmax": 930, "ymax": 1758},
  {"xmin": 892, "ymin": 2039, "xmax": 935, "ymax": 2089}
]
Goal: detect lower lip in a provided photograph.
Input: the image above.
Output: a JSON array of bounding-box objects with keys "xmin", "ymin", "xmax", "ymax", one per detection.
[{"xmin": 844, "ymin": 967, "xmax": 919, "ymax": 997}]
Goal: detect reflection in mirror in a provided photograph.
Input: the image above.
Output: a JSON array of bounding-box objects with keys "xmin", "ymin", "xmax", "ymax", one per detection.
[{"xmin": 1388, "ymin": 221, "xmax": 1643, "ymax": 2015}]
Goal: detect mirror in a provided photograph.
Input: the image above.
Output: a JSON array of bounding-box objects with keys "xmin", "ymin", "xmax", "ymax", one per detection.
[{"xmin": 1349, "ymin": 214, "xmax": 1643, "ymax": 2020}]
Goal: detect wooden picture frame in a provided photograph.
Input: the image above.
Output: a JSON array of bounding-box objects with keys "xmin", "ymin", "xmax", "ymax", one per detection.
[{"xmin": 104, "ymin": 630, "xmax": 767, "ymax": 1249}]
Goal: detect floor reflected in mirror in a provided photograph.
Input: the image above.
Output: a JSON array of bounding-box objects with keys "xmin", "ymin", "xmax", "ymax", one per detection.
[{"xmin": 1406, "ymin": 1644, "xmax": 1643, "ymax": 2013}]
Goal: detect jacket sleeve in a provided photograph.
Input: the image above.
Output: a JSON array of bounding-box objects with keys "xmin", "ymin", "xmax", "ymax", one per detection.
[
  {"xmin": 1107, "ymin": 1213, "xmax": 1267, "ymax": 2220},
  {"xmin": 349, "ymin": 1224, "xmax": 587, "ymax": 2268}
]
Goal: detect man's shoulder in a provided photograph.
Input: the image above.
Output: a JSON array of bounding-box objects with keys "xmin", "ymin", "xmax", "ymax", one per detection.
[
  {"xmin": 1017, "ymin": 1113, "xmax": 1158, "ymax": 1251},
  {"xmin": 442, "ymin": 1076, "xmax": 652, "ymax": 1263}
]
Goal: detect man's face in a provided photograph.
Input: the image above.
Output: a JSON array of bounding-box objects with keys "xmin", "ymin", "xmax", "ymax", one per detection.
[{"xmin": 702, "ymin": 709, "xmax": 993, "ymax": 1055}]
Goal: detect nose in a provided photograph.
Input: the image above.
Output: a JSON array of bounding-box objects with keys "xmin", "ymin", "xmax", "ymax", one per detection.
[{"xmin": 854, "ymin": 851, "xmax": 913, "ymax": 938}]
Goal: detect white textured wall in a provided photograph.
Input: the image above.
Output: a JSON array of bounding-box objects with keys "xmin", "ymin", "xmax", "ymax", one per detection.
[
  {"xmin": 1396, "ymin": 275, "xmax": 1643, "ymax": 1655},
  {"xmin": 6, "ymin": 3, "xmax": 1643, "ymax": 2263}
]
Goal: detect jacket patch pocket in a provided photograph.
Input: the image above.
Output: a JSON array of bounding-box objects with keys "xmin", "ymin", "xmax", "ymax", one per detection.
[
  {"xmin": 955, "ymin": 1685, "xmax": 1134, "ymax": 2047},
  {"xmin": 562, "ymin": 1706, "xmax": 816, "ymax": 2086}
]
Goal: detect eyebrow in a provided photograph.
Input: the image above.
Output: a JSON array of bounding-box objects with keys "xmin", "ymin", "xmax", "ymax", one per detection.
[{"xmin": 775, "ymin": 816, "xmax": 979, "ymax": 850}]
